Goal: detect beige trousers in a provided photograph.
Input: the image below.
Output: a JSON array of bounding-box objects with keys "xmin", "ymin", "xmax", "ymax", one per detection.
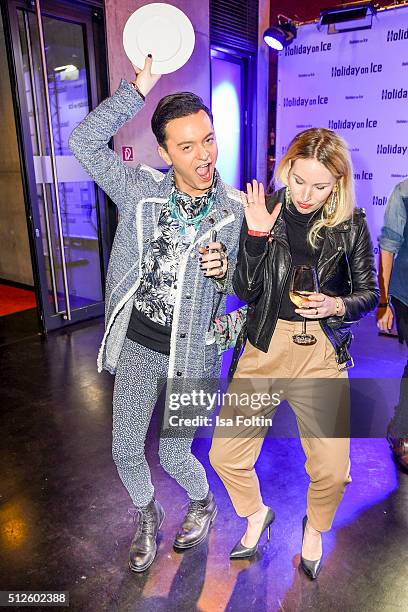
[{"xmin": 209, "ymin": 319, "xmax": 352, "ymax": 532}]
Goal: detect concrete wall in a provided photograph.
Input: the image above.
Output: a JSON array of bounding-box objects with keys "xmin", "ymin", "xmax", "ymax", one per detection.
[
  {"xmin": 0, "ymin": 22, "xmax": 33, "ymax": 286},
  {"xmin": 104, "ymin": 0, "xmax": 270, "ymax": 182},
  {"xmin": 104, "ymin": 0, "xmax": 210, "ymax": 170}
]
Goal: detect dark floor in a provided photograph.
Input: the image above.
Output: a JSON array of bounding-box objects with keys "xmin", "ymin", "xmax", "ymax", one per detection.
[
  {"xmin": 0, "ymin": 308, "xmax": 40, "ymax": 347},
  {"xmin": 0, "ymin": 313, "xmax": 407, "ymax": 612}
]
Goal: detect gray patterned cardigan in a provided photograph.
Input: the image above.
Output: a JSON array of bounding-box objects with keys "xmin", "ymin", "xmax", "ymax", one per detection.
[{"xmin": 69, "ymin": 79, "xmax": 244, "ymax": 378}]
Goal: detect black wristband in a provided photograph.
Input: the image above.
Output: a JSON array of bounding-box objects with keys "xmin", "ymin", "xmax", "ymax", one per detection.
[{"xmin": 129, "ymin": 81, "xmax": 146, "ymax": 101}]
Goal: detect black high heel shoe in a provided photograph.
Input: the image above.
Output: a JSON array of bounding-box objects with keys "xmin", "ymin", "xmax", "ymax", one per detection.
[
  {"xmin": 229, "ymin": 507, "xmax": 275, "ymax": 560},
  {"xmin": 300, "ymin": 515, "xmax": 322, "ymax": 580}
]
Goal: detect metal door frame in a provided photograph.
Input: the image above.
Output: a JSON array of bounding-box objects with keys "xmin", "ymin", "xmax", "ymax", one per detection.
[
  {"xmin": 1, "ymin": 0, "xmax": 109, "ymax": 332},
  {"xmin": 210, "ymin": 45, "xmax": 257, "ymax": 190}
]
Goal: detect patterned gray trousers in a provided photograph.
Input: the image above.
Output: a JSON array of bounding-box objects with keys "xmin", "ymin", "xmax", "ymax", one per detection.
[{"xmin": 112, "ymin": 338, "xmax": 209, "ymax": 507}]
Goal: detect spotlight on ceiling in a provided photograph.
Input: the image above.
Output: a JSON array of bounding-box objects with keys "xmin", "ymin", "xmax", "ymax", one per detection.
[
  {"xmin": 319, "ymin": 1, "xmax": 377, "ymax": 34},
  {"xmin": 264, "ymin": 15, "xmax": 297, "ymax": 51}
]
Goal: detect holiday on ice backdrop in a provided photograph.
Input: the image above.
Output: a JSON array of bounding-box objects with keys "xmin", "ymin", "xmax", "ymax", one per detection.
[{"xmin": 275, "ymin": 5, "xmax": 408, "ymax": 258}]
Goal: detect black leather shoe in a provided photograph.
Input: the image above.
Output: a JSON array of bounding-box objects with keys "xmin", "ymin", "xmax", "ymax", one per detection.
[
  {"xmin": 300, "ymin": 515, "xmax": 322, "ymax": 580},
  {"xmin": 387, "ymin": 419, "xmax": 408, "ymax": 471},
  {"xmin": 173, "ymin": 491, "xmax": 217, "ymax": 549},
  {"xmin": 129, "ymin": 497, "xmax": 165, "ymax": 572},
  {"xmin": 229, "ymin": 507, "xmax": 275, "ymax": 560}
]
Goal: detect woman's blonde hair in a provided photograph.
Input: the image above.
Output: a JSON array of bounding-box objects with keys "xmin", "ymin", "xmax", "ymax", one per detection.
[{"xmin": 275, "ymin": 128, "xmax": 355, "ymax": 249}]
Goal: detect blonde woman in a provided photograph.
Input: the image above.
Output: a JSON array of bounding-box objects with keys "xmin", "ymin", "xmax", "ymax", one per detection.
[{"xmin": 209, "ymin": 128, "xmax": 379, "ymax": 579}]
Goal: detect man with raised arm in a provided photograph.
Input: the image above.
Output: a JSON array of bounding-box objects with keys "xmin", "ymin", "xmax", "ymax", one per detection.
[{"xmin": 69, "ymin": 56, "xmax": 243, "ymax": 571}]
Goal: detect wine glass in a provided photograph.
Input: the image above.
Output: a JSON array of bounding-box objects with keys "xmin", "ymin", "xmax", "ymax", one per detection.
[{"xmin": 289, "ymin": 265, "xmax": 319, "ymax": 345}]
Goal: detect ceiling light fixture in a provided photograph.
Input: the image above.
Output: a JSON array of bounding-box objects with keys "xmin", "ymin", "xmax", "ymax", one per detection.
[
  {"xmin": 264, "ymin": 15, "xmax": 297, "ymax": 51},
  {"xmin": 319, "ymin": 1, "xmax": 377, "ymax": 34}
]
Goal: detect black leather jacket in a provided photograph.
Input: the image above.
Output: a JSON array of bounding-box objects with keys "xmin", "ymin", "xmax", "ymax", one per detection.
[{"xmin": 230, "ymin": 187, "xmax": 380, "ymax": 376}]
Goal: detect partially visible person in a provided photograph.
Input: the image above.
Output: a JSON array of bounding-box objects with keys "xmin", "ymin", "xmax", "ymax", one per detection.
[{"xmin": 378, "ymin": 179, "xmax": 408, "ymax": 470}]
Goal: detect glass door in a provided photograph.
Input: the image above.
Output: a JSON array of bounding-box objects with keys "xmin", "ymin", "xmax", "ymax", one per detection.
[{"xmin": 6, "ymin": 0, "xmax": 109, "ymax": 331}]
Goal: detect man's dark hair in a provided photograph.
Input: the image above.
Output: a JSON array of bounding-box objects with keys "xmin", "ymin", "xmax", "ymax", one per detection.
[{"xmin": 151, "ymin": 92, "xmax": 213, "ymax": 149}]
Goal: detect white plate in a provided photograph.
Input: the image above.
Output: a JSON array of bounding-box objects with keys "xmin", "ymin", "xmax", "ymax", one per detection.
[{"xmin": 123, "ymin": 3, "xmax": 195, "ymax": 75}]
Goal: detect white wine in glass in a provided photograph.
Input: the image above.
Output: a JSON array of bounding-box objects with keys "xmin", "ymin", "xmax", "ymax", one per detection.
[
  {"xmin": 290, "ymin": 265, "xmax": 319, "ymax": 345},
  {"xmin": 289, "ymin": 290, "xmax": 312, "ymax": 309}
]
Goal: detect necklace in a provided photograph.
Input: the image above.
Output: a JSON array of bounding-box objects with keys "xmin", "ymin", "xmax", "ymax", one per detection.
[{"xmin": 168, "ymin": 189, "xmax": 216, "ymax": 234}]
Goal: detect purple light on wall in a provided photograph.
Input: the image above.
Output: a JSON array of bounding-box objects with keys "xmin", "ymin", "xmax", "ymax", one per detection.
[
  {"xmin": 210, "ymin": 55, "xmax": 242, "ymax": 189},
  {"xmin": 210, "ymin": 51, "xmax": 246, "ymax": 376}
]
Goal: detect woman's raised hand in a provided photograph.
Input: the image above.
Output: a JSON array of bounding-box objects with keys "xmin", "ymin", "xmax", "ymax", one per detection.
[{"xmin": 241, "ymin": 180, "xmax": 282, "ymax": 233}]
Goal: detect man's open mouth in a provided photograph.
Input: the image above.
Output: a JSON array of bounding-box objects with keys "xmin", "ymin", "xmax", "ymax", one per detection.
[{"xmin": 195, "ymin": 163, "xmax": 212, "ymax": 181}]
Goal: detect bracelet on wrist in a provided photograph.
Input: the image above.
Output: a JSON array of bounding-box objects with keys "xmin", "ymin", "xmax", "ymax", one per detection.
[
  {"xmin": 378, "ymin": 296, "xmax": 391, "ymax": 308},
  {"xmin": 335, "ymin": 297, "xmax": 344, "ymax": 316},
  {"xmin": 129, "ymin": 81, "xmax": 146, "ymax": 101},
  {"xmin": 247, "ymin": 229, "xmax": 270, "ymax": 237}
]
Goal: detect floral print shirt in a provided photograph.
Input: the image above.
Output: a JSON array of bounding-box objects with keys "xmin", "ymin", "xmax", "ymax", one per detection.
[{"xmin": 133, "ymin": 172, "xmax": 218, "ymax": 326}]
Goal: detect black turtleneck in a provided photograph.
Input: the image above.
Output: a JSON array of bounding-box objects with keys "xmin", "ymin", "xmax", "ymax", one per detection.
[{"xmin": 278, "ymin": 203, "xmax": 321, "ymax": 321}]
